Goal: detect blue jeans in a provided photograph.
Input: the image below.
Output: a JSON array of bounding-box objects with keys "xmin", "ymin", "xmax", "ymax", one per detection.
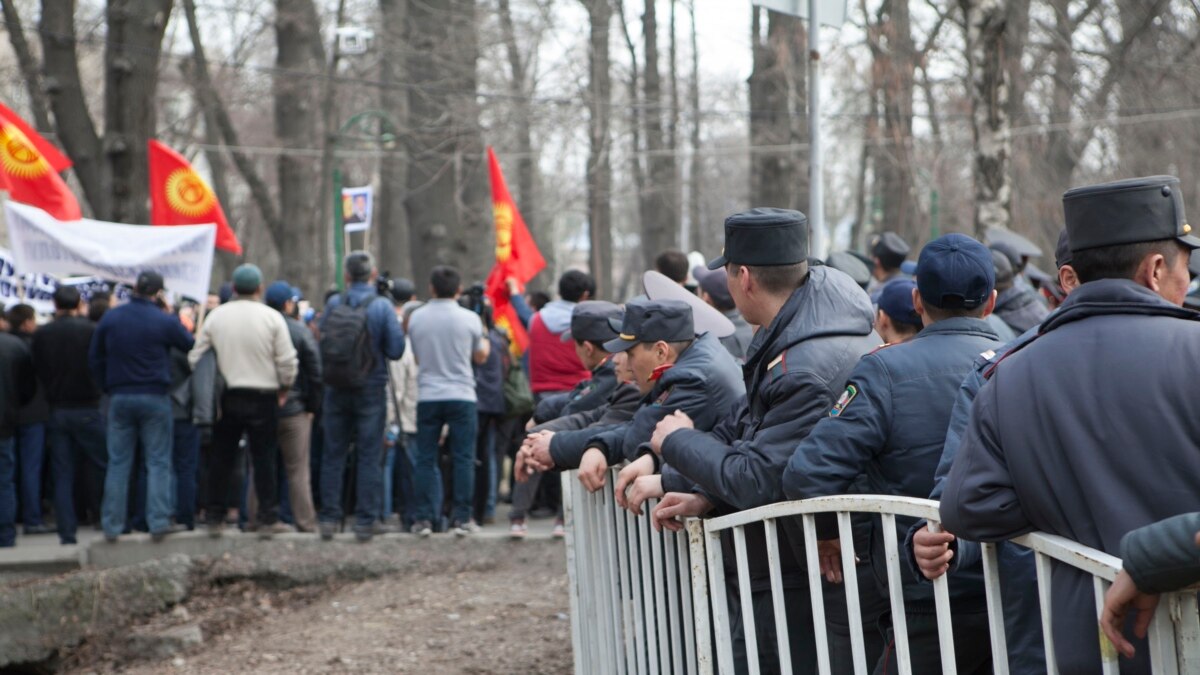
[
  {"xmin": 398, "ymin": 432, "xmax": 418, "ymax": 528},
  {"xmin": 15, "ymin": 422, "xmax": 45, "ymax": 526},
  {"xmin": 48, "ymin": 407, "xmax": 107, "ymax": 543},
  {"xmin": 320, "ymin": 386, "xmax": 387, "ymax": 531},
  {"xmin": 173, "ymin": 420, "xmax": 200, "ymax": 528},
  {"xmin": 0, "ymin": 437, "xmax": 15, "ymax": 546},
  {"xmin": 414, "ymin": 400, "xmax": 477, "ymax": 525},
  {"xmin": 381, "ymin": 443, "xmax": 396, "ymax": 518},
  {"xmin": 102, "ymin": 394, "xmax": 173, "ymax": 537}
]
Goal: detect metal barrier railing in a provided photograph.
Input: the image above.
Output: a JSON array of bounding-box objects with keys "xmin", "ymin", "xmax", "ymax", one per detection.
[{"xmin": 562, "ymin": 470, "xmax": 1200, "ymax": 675}]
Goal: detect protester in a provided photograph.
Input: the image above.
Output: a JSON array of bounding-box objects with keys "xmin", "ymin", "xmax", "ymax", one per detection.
[
  {"xmin": 459, "ymin": 290, "xmax": 507, "ymax": 525},
  {"xmin": 385, "ymin": 294, "xmax": 421, "ymax": 529},
  {"xmin": 0, "ymin": 328, "xmax": 35, "ymax": 547},
  {"xmin": 7, "ymin": 304, "xmax": 50, "ymax": 536},
  {"xmin": 90, "ymin": 271, "xmax": 195, "ymax": 543},
  {"xmin": 317, "ymin": 252, "xmax": 405, "ymax": 541},
  {"xmin": 406, "ymin": 265, "xmax": 490, "ymax": 536},
  {"xmin": 33, "ymin": 286, "xmax": 107, "ymax": 544},
  {"xmin": 190, "ymin": 264, "xmax": 298, "ymax": 539}
]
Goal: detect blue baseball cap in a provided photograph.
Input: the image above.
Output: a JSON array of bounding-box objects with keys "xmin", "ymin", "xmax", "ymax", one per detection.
[
  {"xmin": 877, "ymin": 279, "xmax": 922, "ymax": 328},
  {"xmin": 265, "ymin": 280, "xmax": 299, "ymax": 309},
  {"xmin": 916, "ymin": 233, "xmax": 995, "ymax": 309}
]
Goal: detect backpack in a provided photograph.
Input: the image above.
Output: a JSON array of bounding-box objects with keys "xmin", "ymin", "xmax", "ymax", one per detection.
[{"xmin": 320, "ymin": 294, "xmax": 378, "ymax": 389}]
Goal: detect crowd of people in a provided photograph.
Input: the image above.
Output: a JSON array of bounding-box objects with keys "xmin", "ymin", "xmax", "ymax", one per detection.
[{"xmin": 2, "ymin": 174, "xmax": 1200, "ymax": 674}]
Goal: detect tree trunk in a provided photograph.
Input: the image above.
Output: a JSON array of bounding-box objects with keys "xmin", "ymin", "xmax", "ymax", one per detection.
[
  {"xmin": 959, "ymin": 0, "xmax": 1011, "ymax": 236},
  {"xmin": 749, "ymin": 8, "xmax": 807, "ymax": 212},
  {"xmin": 2, "ymin": 0, "xmax": 53, "ymax": 133},
  {"xmin": 616, "ymin": 0, "xmax": 648, "ymax": 258},
  {"xmin": 404, "ymin": 0, "xmax": 491, "ymax": 289},
  {"xmin": 104, "ymin": 0, "xmax": 172, "ymax": 224},
  {"xmin": 275, "ymin": 0, "xmax": 327, "ymax": 295},
  {"xmin": 377, "ymin": 0, "xmax": 412, "ymax": 281},
  {"xmin": 40, "ymin": 0, "xmax": 109, "ymax": 218},
  {"xmin": 687, "ymin": 0, "xmax": 705, "ymax": 254},
  {"xmin": 640, "ymin": 0, "xmax": 677, "ymax": 266},
  {"xmin": 582, "ymin": 0, "xmax": 613, "ymax": 300},
  {"xmin": 877, "ymin": 0, "xmax": 920, "ymax": 242}
]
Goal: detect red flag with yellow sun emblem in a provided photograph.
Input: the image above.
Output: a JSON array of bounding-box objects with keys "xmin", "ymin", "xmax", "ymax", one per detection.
[
  {"xmin": 0, "ymin": 103, "xmax": 81, "ymax": 221},
  {"xmin": 484, "ymin": 147, "xmax": 545, "ymax": 354},
  {"xmin": 148, "ymin": 140, "xmax": 242, "ymax": 254}
]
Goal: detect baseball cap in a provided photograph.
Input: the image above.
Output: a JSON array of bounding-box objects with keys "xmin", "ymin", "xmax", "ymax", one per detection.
[
  {"xmin": 265, "ymin": 280, "xmax": 299, "ymax": 309},
  {"xmin": 916, "ymin": 233, "xmax": 995, "ymax": 309},
  {"xmin": 135, "ymin": 270, "xmax": 164, "ymax": 296},
  {"xmin": 877, "ymin": 279, "xmax": 922, "ymax": 328}
]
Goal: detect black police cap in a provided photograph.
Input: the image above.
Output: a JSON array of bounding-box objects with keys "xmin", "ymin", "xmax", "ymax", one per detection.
[
  {"xmin": 871, "ymin": 232, "xmax": 911, "ymax": 267},
  {"xmin": 564, "ymin": 301, "xmax": 623, "ymax": 344},
  {"xmin": 603, "ymin": 299, "xmax": 694, "ymax": 353},
  {"xmin": 706, "ymin": 208, "xmax": 809, "ymax": 270},
  {"xmin": 1063, "ymin": 176, "xmax": 1200, "ymax": 253}
]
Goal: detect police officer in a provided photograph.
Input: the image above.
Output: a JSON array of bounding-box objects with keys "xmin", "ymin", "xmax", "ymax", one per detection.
[
  {"xmin": 875, "ymin": 278, "xmax": 923, "ymax": 344},
  {"xmin": 783, "ymin": 233, "xmax": 1000, "ymax": 674},
  {"xmin": 867, "ymin": 231, "xmax": 912, "ymax": 303},
  {"xmin": 692, "ymin": 265, "xmax": 754, "ymax": 363},
  {"xmin": 547, "ymin": 299, "xmax": 745, "ymax": 495},
  {"xmin": 990, "ymin": 244, "xmax": 1049, "ymax": 333},
  {"xmin": 940, "ymin": 176, "xmax": 1200, "ymax": 675},
  {"xmin": 645, "ymin": 208, "xmax": 879, "ymax": 674},
  {"xmin": 907, "ymin": 228, "xmax": 1079, "ymax": 675},
  {"xmin": 527, "ymin": 301, "xmax": 633, "ymax": 425}
]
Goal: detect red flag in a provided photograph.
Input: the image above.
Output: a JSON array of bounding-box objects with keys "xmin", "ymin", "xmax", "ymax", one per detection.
[
  {"xmin": 148, "ymin": 140, "xmax": 242, "ymax": 254},
  {"xmin": 0, "ymin": 105, "xmax": 81, "ymax": 220},
  {"xmin": 485, "ymin": 147, "xmax": 546, "ymax": 354}
]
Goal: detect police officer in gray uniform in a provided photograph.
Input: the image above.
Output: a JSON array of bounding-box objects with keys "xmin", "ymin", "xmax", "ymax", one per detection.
[
  {"xmin": 529, "ymin": 301, "xmax": 634, "ymax": 425},
  {"xmin": 940, "ymin": 175, "xmax": 1200, "ymax": 675},
  {"xmin": 647, "ymin": 208, "xmax": 880, "ymax": 675},
  {"xmin": 693, "ymin": 265, "xmax": 755, "ymax": 364},
  {"xmin": 784, "ymin": 233, "xmax": 1001, "ymax": 674},
  {"xmin": 867, "ymin": 232, "xmax": 912, "ymax": 303}
]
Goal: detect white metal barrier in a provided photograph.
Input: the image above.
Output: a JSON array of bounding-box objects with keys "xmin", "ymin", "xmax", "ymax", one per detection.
[{"xmin": 563, "ymin": 470, "xmax": 1200, "ymax": 675}]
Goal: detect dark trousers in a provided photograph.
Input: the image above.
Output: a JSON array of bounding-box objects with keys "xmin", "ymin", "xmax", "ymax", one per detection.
[
  {"xmin": 319, "ymin": 386, "xmax": 387, "ymax": 530},
  {"xmin": 47, "ymin": 407, "xmax": 106, "ymax": 543},
  {"xmin": 873, "ymin": 606, "xmax": 992, "ymax": 675},
  {"xmin": 172, "ymin": 420, "xmax": 200, "ymax": 528},
  {"xmin": 473, "ymin": 412, "xmax": 502, "ymax": 523},
  {"xmin": 15, "ymin": 422, "xmax": 45, "ymax": 526},
  {"xmin": 413, "ymin": 400, "xmax": 476, "ymax": 525},
  {"xmin": 207, "ymin": 390, "xmax": 280, "ymax": 526},
  {"xmin": 0, "ymin": 437, "xmax": 15, "ymax": 546}
]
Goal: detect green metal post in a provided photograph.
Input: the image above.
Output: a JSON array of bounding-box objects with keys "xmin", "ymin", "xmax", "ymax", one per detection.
[
  {"xmin": 333, "ymin": 167, "xmax": 345, "ymax": 291},
  {"xmin": 930, "ymin": 189, "xmax": 940, "ymax": 239}
]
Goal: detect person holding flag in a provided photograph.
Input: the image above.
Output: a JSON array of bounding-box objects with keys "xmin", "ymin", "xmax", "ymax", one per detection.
[
  {"xmin": 148, "ymin": 140, "xmax": 242, "ymax": 255},
  {"xmin": 484, "ymin": 147, "xmax": 546, "ymax": 353},
  {"xmin": 0, "ymin": 103, "xmax": 81, "ymax": 220}
]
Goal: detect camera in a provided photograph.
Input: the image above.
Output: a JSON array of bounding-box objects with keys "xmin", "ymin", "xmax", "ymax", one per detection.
[
  {"xmin": 458, "ymin": 282, "xmax": 493, "ymax": 328},
  {"xmin": 377, "ymin": 270, "xmax": 394, "ymax": 297}
]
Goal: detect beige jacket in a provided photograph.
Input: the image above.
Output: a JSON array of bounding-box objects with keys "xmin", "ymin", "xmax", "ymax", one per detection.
[{"xmin": 189, "ymin": 298, "xmax": 298, "ymax": 390}]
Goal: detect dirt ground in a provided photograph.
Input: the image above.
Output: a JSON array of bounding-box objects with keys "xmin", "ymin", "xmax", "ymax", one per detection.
[{"xmin": 65, "ymin": 546, "xmax": 572, "ymax": 675}]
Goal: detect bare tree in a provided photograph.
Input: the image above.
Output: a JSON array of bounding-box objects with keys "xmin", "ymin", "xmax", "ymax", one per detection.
[
  {"xmin": 378, "ymin": 0, "xmax": 412, "ymax": 281},
  {"xmin": 1, "ymin": 0, "xmax": 53, "ymax": 132},
  {"xmin": 958, "ymin": 0, "xmax": 1010, "ymax": 235},
  {"xmin": 640, "ymin": 0, "xmax": 678, "ymax": 265},
  {"xmin": 748, "ymin": 8, "xmax": 807, "ymax": 211},
  {"xmin": 581, "ymin": 0, "xmax": 613, "ymax": 299}
]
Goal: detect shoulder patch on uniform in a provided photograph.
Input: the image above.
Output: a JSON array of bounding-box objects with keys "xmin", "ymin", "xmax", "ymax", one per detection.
[
  {"xmin": 980, "ymin": 349, "xmax": 997, "ymax": 361},
  {"xmin": 766, "ymin": 352, "xmax": 787, "ymax": 379},
  {"xmin": 830, "ymin": 384, "xmax": 858, "ymax": 417},
  {"xmin": 868, "ymin": 342, "xmax": 894, "ymax": 355},
  {"xmin": 653, "ymin": 386, "xmax": 674, "ymax": 406}
]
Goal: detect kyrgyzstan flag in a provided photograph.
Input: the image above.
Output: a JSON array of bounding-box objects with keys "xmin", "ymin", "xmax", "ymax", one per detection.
[
  {"xmin": 148, "ymin": 140, "xmax": 242, "ymax": 254},
  {"xmin": 484, "ymin": 146, "xmax": 546, "ymax": 354},
  {"xmin": 0, "ymin": 103, "xmax": 81, "ymax": 220}
]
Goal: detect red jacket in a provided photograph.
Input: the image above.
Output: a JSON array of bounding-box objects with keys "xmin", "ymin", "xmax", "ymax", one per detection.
[{"xmin": 528, "ymin": 312, "xmax": 590, "ymax": 394}]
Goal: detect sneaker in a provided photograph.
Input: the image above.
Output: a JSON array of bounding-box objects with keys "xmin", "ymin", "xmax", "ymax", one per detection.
[
  {"xmin": 206, "ymin": 521, "xmax": 225, "ymax": 539},
  {"xmin": 23, "ymin": 524, "xmax": 54, "ymax": 535},
  {"xmin": 410, "ymin": 520, "xmax": 433, "ymax": 537},
  {"xmin": 552, "ymin": 519, "xmax": 566, "ymax": 538},
  {"xmin": 509, "ymin": 520, "xmax": 527, "ymax": 539},
  {"xmin": 319, "ymin": 521, "xmax": 337, "ymax": 541},
  {"xmin": 453, "ymin": 520, "xmax": 481, "ymax": 537},
  {"xmin": 257, "ymin": 522, "xmax": 296, "ymax": 540}
]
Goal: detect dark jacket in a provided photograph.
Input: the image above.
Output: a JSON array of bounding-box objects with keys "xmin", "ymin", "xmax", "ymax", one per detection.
[
  {"xmin": 169, "ymin": 348, "xmax": 193, "ymax": 421},
  {"xmin": 662, "ymin": 266, "xmax": 877, "ymax": 589},
  {"xmin": 189, "ymin": 349, "xmax": 224, "ymax": 427},
  {"xmin": 319, "ymin": 283, "xmax": 405, "ymax": 388},
  {"xmin": 0, "ymin": 333, "xmax": 35, "ymax": 438},
  {"xmin": 1121, "ymin": 512, "xmax": 1200, "ymax": 595},
  {"xmin": 783, "ymin": 316, "xmax": 1000, "ymax": 607},
  {"xmin": 993, "ymin": 286, "xmax": 1048, "ymax": 334},
  {"xmin": 718, "ymin": 309, "xmax": 754, "ymax": 364},
  {"xmin": 89, "ymin": 296, "xmax": 195, "ymax": 395},
  {"xmin": 32, "ymin": 316, "xmax": 102, "ymax": 409},
  {"xmin": 13, "ymin": 330, "xmax": 48, "ymax": 424},
  {"xmin": 543, "ymin": 383, "xmax": 642, "ymax": 469},
  {"xmin": 474, "ymin": 329, "xmax": 508, "ymax": 416},
  {"xmin": 533, "ymin": 357, "xmax": 622, "ymax": 424},
  {"xmin": 940, "ymin": 280, "xmax": 1200, "ymax": 675},
  {"xmin": 903, "ymin": 325, "xmax": 1045, "ymax": 674},
  {"xmin": 585, "ymin": 332, "xmax": 745, "ymax": 469},
  {"xmin": 281, "ymin": 315, "xmax": 322, "ymax": 418}
]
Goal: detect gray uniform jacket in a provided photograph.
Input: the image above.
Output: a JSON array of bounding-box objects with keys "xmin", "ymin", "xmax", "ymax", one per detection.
[
  {"xmin": 718, "ymin": 309, "xmax": 754, "ymax": 364},
  {"xmin": 585, "ymin": 332, "xmax": 745, "ymax": 477},
  {"xmin": 661, "ymin": 265, "xmax": 878, "ymax": 589},
  {"xmin": 533, "ymin": 358, "xmax": 622, "ymax": 424},
  {"xmin": 940, "ymin": 279, "xmax": 1200, "ymax": 675},
  {"xmin": 783, "ymin": 316, "xmax": 1000, "ymax": 607},
  {"xmin": 994, "ymin": 286, "xmax": 1048, "ymax": 334},
  {"xmin": 542, "ymin": 383, "xmax": 642, "ymax": 469},
  {"xmin": 1121, "ymin": 513, "xmax": 1200, "ymax": 595}
]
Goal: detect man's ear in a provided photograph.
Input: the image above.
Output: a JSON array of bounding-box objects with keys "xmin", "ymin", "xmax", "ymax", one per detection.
[
  {"xmin": 981, "ymin": 289, "xmax": 998, "ymax": 318},
  {"xmin": 1134, "ymin": 252, "xmax": 1167, "ymax": 294},
  {"xmin": 655, "ymin": 340, "xmax": 671, "ymax": 363}
]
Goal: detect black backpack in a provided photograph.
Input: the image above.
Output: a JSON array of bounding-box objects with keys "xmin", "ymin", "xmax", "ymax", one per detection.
[{"xmin": 320, "ymin": 294, "xmax": 378, "ymax": 389}]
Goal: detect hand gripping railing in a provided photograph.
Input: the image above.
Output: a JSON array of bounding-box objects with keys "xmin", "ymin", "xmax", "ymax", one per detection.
[{"xmin": 562, "ymin": 470, "xmax": 1200, "ymax": 675}]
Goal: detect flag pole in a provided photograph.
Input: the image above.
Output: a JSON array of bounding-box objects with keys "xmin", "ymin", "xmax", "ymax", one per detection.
[{"xmin": 333, "ymin": 168, "xmax": 345, "ymax": 291}]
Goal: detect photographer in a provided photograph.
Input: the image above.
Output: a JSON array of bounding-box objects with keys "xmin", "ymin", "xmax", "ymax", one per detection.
[{"xmin": 459, "ymin": 286, "xmax": 509, "ymax": 524}]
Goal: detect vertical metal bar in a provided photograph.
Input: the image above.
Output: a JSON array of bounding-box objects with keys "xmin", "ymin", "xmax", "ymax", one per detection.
[
  {"xmin": 582, "ymin": 484, "xmax": 605, "ymax": 673},
  {"xmin": 615, "ymin": 477, "xmax": 636, "ymax": 675},
  {"xmin": 688, "ymin": 519, "xmax": 714, "ymax": 675},
  {"xmin": 732, "ymin": 525, "xmax": 761, "ymax": 675},
  {"xmin": 1173, "ymin": 592, "xmax": 1200, "ymax": 675},
  {"xmin": 603, "ymin": 482, "xmax": 626, "ymax": 675},
  {"xmin": 664, "ymin": 515, "xmax": 683, "ymax": 673},
  {"xmin": 562, "ymin": 472, "xmax": 586, "ymax": 675},
  {"xmin": 705, "ymin": 525, "xmax": 734, "ymax": 675},
  {"xmin": 927, "ymin": 521, "xmax": 958, "ymax": 675},
  {"xmin": 980, "ymin": 542, "xmax": 1011, "ymax": 675},
  {"xmin": 1147, "ymin": 594, "xmax": 1182, "ymax": 675},
  {"xmin": 629, "ymin": 509, "xmax": 648, "ymax": 675},
  {"xmin": 1092, "ymin": 576, "xmax": 1120, "ymax": 675},
  {"xmin": 641, "ymin": 504, "xmax": 661, "ymax": 675},
  {"xmin": 836, "ymin": 512, "xmax": 868, "ymax": 675},
  {"xmin": 678, "ymin": 528, "xmax": 699, "ymax": 675},
  {"xmin": 649, "ymin": 504, "xmax": 669, "ymax": 675},
  {"xmin": 880, "ymin": 513, "xmax": 912, "ymax": 675},
  {"xmin": 802, "ymin": 514, "xmax": 833, "ymax": 675},
  {"xmin": 1034, "ymin": 552, "xmax": 1059, "ymax": 675},
  {"xmin": 763, "ymin": 519, "xmax": 793, "ymax": 675}
]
